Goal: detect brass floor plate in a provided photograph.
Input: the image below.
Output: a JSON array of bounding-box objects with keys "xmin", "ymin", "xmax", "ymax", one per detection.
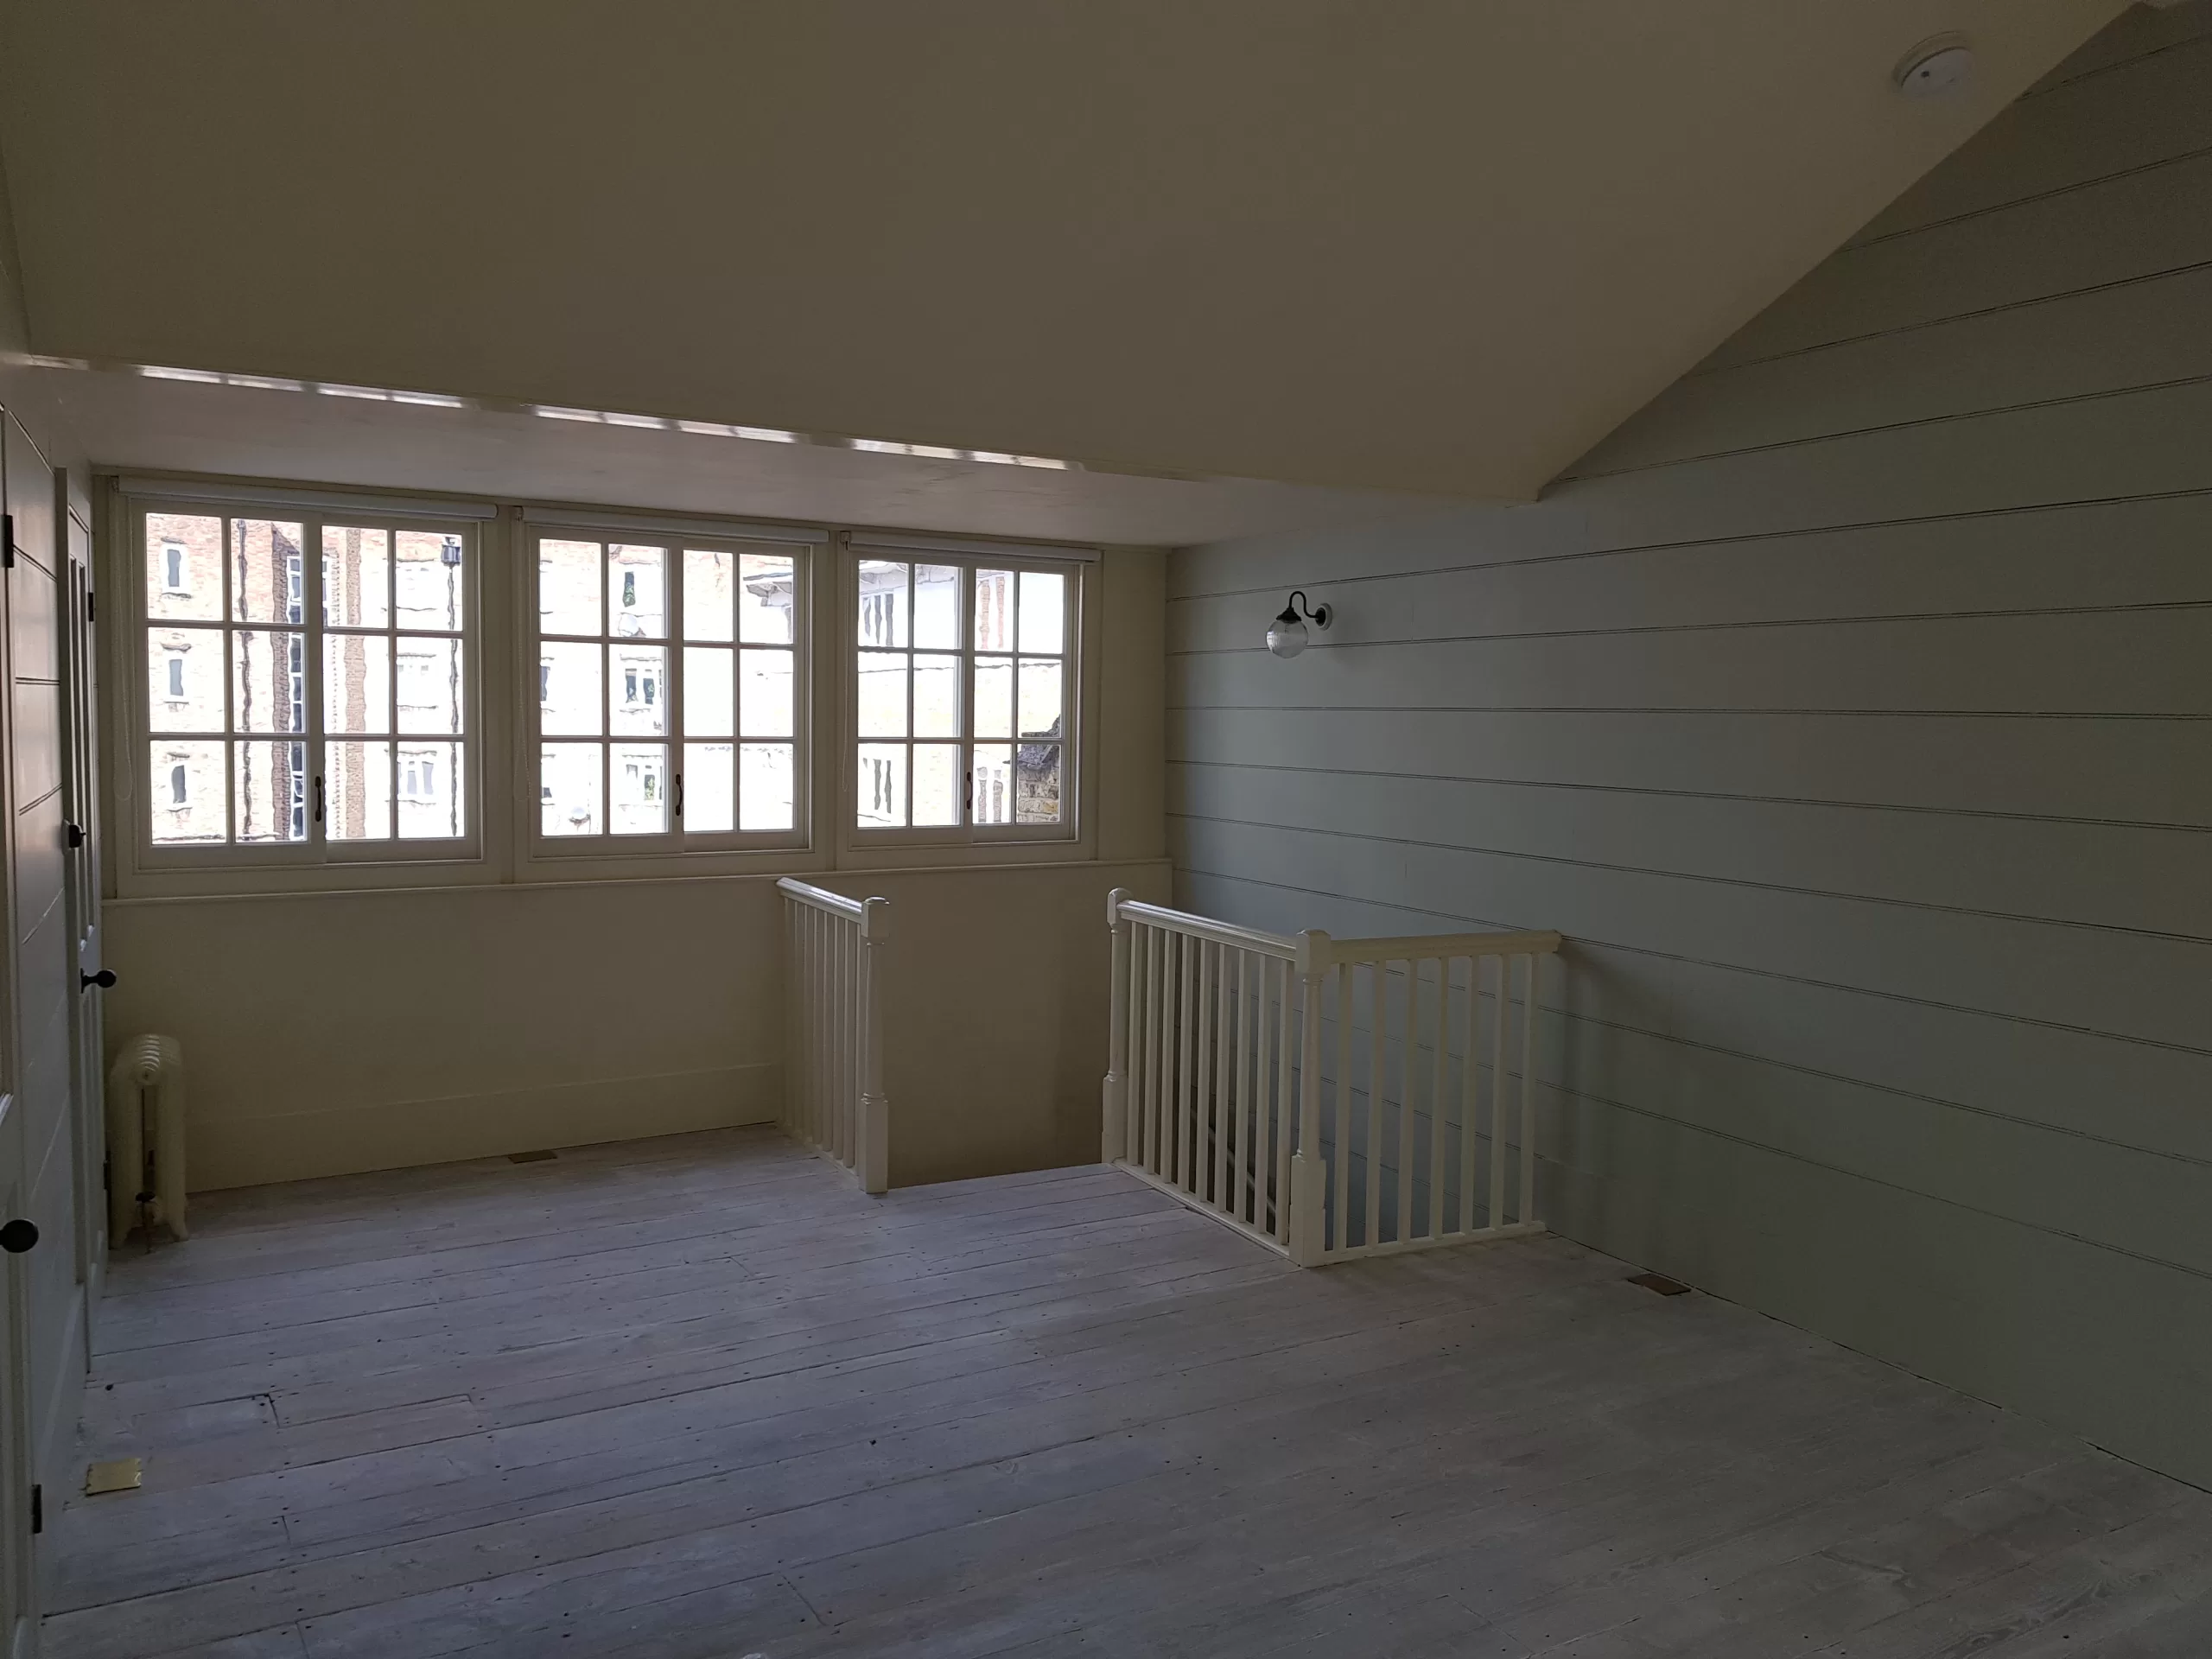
[
  {"xmin": 507, "ymin": 1149, "xmax": 557, "ymax": 1164},
  {"xmin": 85, "ymin": 1457, "xmax": 143, "ymax": 1496}
]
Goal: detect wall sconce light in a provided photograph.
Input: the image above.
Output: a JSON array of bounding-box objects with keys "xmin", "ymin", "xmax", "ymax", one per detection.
[{"xmin": 1265, "ymin": 591, "xmax": 1332, "ymax": 659}]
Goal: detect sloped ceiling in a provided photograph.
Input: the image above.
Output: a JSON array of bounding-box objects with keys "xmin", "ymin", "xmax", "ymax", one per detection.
[{"xmin": 0, "ymin": 0, "xmax": 2122, "ymax": 501}]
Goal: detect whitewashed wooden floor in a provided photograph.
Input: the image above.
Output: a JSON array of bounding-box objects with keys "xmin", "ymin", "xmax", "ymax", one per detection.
[{"xmin": 43, "ymin": 1128, "xmax": 2212, "ymax": 1659}]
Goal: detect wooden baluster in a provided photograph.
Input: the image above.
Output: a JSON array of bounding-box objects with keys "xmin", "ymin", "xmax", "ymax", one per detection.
[
  {"xmin": 857, "ymin": 897, "xmax": 889, "ymax": 1193},
  {"xmin": 1147, "ymin": 925, "xmax": 1165, "ymax": 1174},
  {"xmin": 1234, "ymin": 949, "xmax": 1255, "ymax": 1223},
  {"xmin": 1395, "ymin": 963, "xmax": 1414, "ymax": 1248},
  {"xmin": 1333, "ymin": 963, "xmax": 1351, "ymax": 1255},
  {"xmin": 1290, "ymin": 930, "xmax": 1331, "ymax": 1265},
  {"xmin": 1459, "ymin": 955, "xmax": 1479, "ymax": 1235},
  {"xmin": 1367, "ymin": 963, "xmax": 1385, "ymax": 1249},
  {"xmin": 1177, "ymin": 928, "xmax": 1197, "ymax": 1193},
  {"xmin": 1489, "ymin": 952, "xmax": 1509, "ymax": 1231},
  {"xmin": 1103, "ymin": 889, "xmax": 1130, "ymax": 1166},
  {"xmin": 1274, "ymin": 957, "xmax": 1294, "ymax": 1243},
  {"xmin": 1428, "ymin": 958, "xmax": 1449, "ymax": 1239},
  {"xmin": 1518, "ymin": 952, "xmax": 1539, "ymax": 1225},
  {"xmin": 1221, "ymin": 946, "xmax": 1238, "ymax": 1211}
]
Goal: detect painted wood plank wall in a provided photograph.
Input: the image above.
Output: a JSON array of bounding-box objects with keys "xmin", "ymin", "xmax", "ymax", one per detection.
[{"xmin": 1165, "ymin": 1, "xmax": 2212, "ymax": 1488}]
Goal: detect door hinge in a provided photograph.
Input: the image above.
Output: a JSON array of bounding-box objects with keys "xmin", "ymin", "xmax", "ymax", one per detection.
[
  {"xmin": 30, "ymin": 1484, "xmax": 41, "ymax": 1535},
  {"xmin": 64, "ymin": 821, "xmax": 84, "ymax": 850},
  {"xmin": 2, "ymin": 515, "xmax": 13, "ymax": 570},
  {"xmin": 86, "ymin": 589, "xmax": 96, "ymax": 623}
]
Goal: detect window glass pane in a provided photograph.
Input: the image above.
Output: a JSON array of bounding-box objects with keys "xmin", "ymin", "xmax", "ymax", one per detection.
[
  {"xmin": 1018, "ymin": 570, "xmax": 1065, "ymax": 654},
  {"xmin": 539, "ymin": 538, "xmax": 601, "ymax": 635},
  {"xmin": 397, "ymin": 638, "xmax": 465, "ymax": 735},
  {"xmin": 683, "ymin": 741, "xmax": 734, "ymax": 832},
  {"xmin": 612, "ymin": 742, "xmax": 670, "ymax": 833},
  {"xmin": 1017, "ymin": 742, "xmax": 1064, "ymax": 824},
  {"xmin": 857, "ymin": 561, "xmax": 910, "ymax": 647},
  {"xmin": 913, "ymin": 564, "xmax": 960, "ymax": 648},
  {"xmin": 322, "ymin": 527, "xmax": 391, "ymax": 628},
  {"xmin": 541, "ymin": 743, "xmax": 602, "ymax": 836},
  {"xmin": 856, "ymin": 652, "xmax": 907, "ymax": 738},
  {"xmin": 683, "ymin": 549, "xmax": 734, "ymax": 643},
  {"xmin": 740, "ymin": 647, "xmax": 793, "ymax": 738},
  {"xmin": 974, "ymin": 658, "xmax": 1013, "ymax": 739},
  {"xmin": 149, "ymin": 741, "xmax": 225, "ymax": 842},
  {"xmin": 739, "ymin": 743, "xmax": 795, "ymax": 831},
  {"xmin": 972, "ymin": 742, "xmax": 1014, "ymax": 824},
  {"xmin": 323, "ymin": 633, "xmax": 392, "ymax": 734},
  {"xmin": 609, "ymin": 545, "xmax": 667, "ymax": 639},
  {"xmin": 912, "ymin": 744, "xmax": 960, "ymax": 827},
  {"xmin": 398, "ymin": 742, "xmax": 464, "ymax": 840},
  {"xmin": 739, "ymin": 551, "xmax": 797, "ymax": 644},
  {"xmin": 974, "ymin": 569, "xmax": 1014, "ymax": 652},
  {"xmin": 396, "ymin": 531, "xmax": 467, "ymax": 631},
  {"xmin": 228, "ymin": 519, "xmax": 307, "ymax": 624},
  {"xmin": 148, "ymin": 628, "xmax": 223, "ymax": 734},
  {"xmin": 146, "ymin": 513, "xmax": 222, "ymax": 622},
  {"xmin": 234, "ymin": 739, "xmax": 309, "ymax": 842},
  {"xmin": 1018, "ymin": 658, "xmax": 1063, "ymax": 740},
  {"xmin": 913, "ymin": 653, "xmax": 959, "ymax": 739},
  {"xmin": 683, "ymin": 645, "xmax": 734, "ymax": 737},
  {"xmin": 327, "ymin": 741, "xmax": 393, "ymax": 842},
  {"xmin": 231, "ymin": 631, "xmax": 307, "ymax": 734},
  {"xmin": 610, "ymin": 645, "xmax": 667, "ymax": 735},
  {"xmin": 538, "ymin": 641, "xmax": 601, "ymax": 735},
  {"xmin": 856, "ymin": 742, "xmax": 906, "ymax": 827}
]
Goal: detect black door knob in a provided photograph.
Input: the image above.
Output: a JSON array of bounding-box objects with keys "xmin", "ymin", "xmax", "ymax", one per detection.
[
  {"xmin": 80, "ymin": 969, "xmax": 115, "ymax": 991},
  {"xmin": 0, "ymin": 1220, "xmax": 37, "ymax": 1254}
]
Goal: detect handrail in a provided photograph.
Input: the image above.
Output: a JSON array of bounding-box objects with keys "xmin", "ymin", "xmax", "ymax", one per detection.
[
  {"xmin": 779, "ymin": 875, "xmax": 867, "ymax": 923},
  {"xmin": 780, "ymin": 880, "xmax": 890, "ymax": 1193},
  {"xmin": 1112, "ymin": 897, "xmax": 1299, "ymax": 961},
  {"xmin": 1103, "ymin": 889, "xmax": 1562, "ymax": 1270},
  {"xmin": 1328, "ymin": 929, "xmax": 1562, "ymax": 963}
]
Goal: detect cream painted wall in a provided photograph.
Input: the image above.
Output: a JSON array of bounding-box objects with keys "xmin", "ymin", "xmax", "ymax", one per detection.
[
  {"xmin": 104, "ymin": 857, "xmax": 1168, "ymax": 1192},
  {"xmin": 101, "ymin": 540, "xmax": 1169, "ymax": 1191}
]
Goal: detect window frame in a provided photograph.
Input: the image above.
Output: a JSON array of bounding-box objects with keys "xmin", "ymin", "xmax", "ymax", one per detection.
[
  {"xmin": 122, "ymin": 491, "xmax": 485, "ymax": 874},
  {"xmin": 523, "ymin": 520, "xmax": 814, "ymax": 861},
  {"xmin": 842, "ymin": 543, "xmax": 1088, "ymax": 853}
]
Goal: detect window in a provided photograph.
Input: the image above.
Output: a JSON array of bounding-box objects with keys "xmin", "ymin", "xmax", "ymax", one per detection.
[
  {"xmin": 137, "ymin": 505, "xmax": 474, "ymax": 855},
  {"xmin": 531, "ymin": 529, "xmax": 805, "ymax": 846},
  {"xmin": 852, "ymin": 555, "xmax": 1074, "ymax": 838}
]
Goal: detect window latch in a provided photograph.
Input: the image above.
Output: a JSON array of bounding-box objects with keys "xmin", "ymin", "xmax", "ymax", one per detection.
[
  {"xmin": 314, "ymin": 774, "xmax": 325, "ymax": 824},
  {"xmin": 673, "ymin": 772, "xmax": 683, "ymax": 818}
]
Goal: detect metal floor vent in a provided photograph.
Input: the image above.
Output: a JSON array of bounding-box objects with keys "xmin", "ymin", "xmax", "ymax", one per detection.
[
  {"xmin": 1627, "ymin": 1272, "xmax": 1691, "ymax": 1296},
  {"xmin": 507, "ymin": 1149, "xmax": 557, "ymax": 1164}
]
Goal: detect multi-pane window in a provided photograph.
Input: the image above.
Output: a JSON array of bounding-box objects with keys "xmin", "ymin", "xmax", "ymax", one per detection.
[
  {"xmin": 532, "ymin": 531, "xmax": 804, "ymax": 843},
  {"xmin": 854, "ymin": 556, "xmax": 1073, "ymax": 835},
  {"xmin": 139, "ymin": 505, "xmax": 472, "ymax": 853}
]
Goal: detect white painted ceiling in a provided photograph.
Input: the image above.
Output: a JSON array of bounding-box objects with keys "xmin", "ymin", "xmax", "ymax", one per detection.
[{"xmin": 0, "ymin": 0, "xmax": 2121, "ymax": 508}]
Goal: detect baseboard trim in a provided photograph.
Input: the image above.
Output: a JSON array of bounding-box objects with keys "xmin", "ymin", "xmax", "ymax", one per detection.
[{"xmin": 188, "ymin": 1063, "xmax": 780, "ymax": 1189}]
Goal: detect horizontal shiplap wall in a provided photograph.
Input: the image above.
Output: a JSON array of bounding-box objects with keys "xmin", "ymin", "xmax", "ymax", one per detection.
[{"xmin": 1166, "ymin": 3, "xmax": 2212, "ymax": 1487}]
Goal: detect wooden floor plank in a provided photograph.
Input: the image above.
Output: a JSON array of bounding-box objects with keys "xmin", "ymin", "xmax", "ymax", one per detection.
[{"xmin": 45, "ymin": 1128, "xmax": 2212, "ymax": 1659}]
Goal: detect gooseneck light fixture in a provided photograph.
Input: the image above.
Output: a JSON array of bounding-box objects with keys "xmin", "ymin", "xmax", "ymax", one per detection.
[{"xmin": 1265, "ymin": 591, "xmax": 1332, "ymax": 659}]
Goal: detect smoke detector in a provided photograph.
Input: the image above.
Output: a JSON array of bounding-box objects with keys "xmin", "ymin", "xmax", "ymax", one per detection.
[{"xmin": 1896, "ymin": 35, "xmax": 1974, "ymax": 98}]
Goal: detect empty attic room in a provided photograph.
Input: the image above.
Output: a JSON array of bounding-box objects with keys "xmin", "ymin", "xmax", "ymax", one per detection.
[{"xmin": 0, "ymin": 0, "xmax": 2202, "ymax": 1654}]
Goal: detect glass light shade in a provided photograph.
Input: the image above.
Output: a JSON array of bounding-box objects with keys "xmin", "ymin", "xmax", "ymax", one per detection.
[{"xmin": 1265, "ymin": 613, "xmax": 1308, "ymax": 658}]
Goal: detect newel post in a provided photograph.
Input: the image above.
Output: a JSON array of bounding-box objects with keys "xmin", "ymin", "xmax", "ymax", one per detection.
[
  {"xmin": 857, "ymin": 896, "xmax": 891, "ymax": 1195},
  {"xmin": 1102, "ymin": 887, "xmax": 1132, "ymax": 1165},
  {"xmin": 1289, "ymin": 928, "xmax": 1332, "ymax": 1266}
]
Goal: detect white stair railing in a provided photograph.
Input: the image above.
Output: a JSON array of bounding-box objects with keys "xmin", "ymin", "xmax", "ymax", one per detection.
[
  {"xmin": 1103, "ymin": 889, "xmax": 1560, "ymax": 1266},
  {"xmin": 779, "ymin": 877, "xmax": 889, "ymax": 1193}
]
